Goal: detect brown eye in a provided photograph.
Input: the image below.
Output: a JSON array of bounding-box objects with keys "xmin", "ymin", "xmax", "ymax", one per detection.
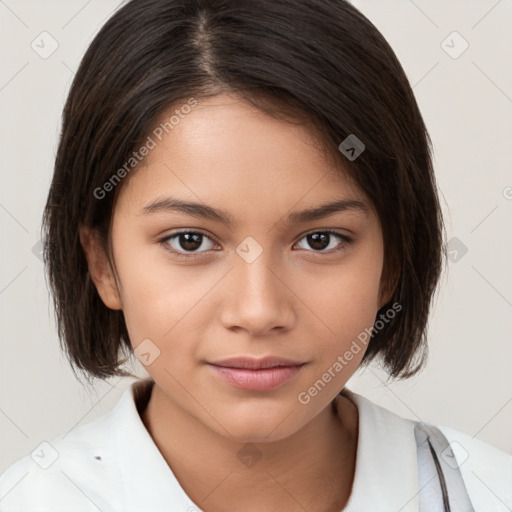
[
  {"xmin": 295, "ymin": 231, "xmax": 352, "ymax": 253},
  {"xmin": 160, "ymin": 230, "xmax": 217, "ymax": 258}
]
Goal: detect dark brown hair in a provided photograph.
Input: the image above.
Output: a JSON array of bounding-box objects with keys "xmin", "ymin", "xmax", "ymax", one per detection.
[{"xmin": 43, "ymin": 0, "xmax": 446, "ymax": 382}]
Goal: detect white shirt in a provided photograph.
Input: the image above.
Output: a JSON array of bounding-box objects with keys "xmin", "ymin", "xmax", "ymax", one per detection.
[{"xmin": 0, "ymin": 378, "xmax": 510, "ymax": 511}]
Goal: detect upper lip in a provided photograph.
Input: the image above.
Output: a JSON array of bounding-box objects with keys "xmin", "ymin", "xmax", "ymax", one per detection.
[{"xmin": 208, "ymin": 356, "xmax": 306, "ymax": 370}]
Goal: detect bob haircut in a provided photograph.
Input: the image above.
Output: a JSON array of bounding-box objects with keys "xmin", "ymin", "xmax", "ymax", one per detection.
[{"xmin": 42, "ymin": 0, "xmax": 446, "ymax": 382}]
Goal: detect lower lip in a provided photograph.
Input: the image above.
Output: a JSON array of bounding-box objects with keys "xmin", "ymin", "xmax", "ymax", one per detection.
[{"xmin": 208, "ymin": 364, "xmax": 305, "ymax": 391}]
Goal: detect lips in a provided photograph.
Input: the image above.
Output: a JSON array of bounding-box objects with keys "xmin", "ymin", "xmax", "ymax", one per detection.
[
  {"xmin": 208, "ymin": 356, "xmax": 305, "ymax": 370},
  {"xmin": 207, "ymin": 356, "xmax": 306, "ymax": 391}
]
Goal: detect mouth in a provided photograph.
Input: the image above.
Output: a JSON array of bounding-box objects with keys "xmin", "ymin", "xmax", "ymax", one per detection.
[
  {"xmin": 209, "ymin": 356, "xmax": 305, "ymax": 370},
  {"xmin": 207, "ymin": 356, "xmax": 307, "ymax": 391}
]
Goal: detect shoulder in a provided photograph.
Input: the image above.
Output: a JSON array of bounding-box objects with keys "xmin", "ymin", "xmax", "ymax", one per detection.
[
  {"xmin": 0, "ymin": 390, "xmax": 131, "ymax": 511},
  {"xmin": 342, "ymin": 388, "xmax": 512, "ymax": 510},
  {"xmin": 437, "ymin": 424, "xmax": 512, "ymax": 511}
]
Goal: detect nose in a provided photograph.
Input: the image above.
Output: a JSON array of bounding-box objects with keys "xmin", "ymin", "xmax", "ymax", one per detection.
[{"xmin": 218, "ymin": 249, "xmax": 296, "ymax": 336}]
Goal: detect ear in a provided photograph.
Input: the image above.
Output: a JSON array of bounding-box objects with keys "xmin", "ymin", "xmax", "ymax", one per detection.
[
  {"xmin": 378, "ymin": 264, "xmax": 400, "ymax": 310},
  {"xmin": 79, "ymin": 225, "xmax": 122, "ymax": 310}
]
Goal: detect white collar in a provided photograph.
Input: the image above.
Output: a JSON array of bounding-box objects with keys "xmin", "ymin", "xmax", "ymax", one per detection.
[
  {"xmin": 105, "ymin": 379, "xmax": 421, "ymax": 511},
  {"xmin": 340, "ymin": 387, "xmax": 420, "ymax": 511},
  {"xmin": 110, "ymin": 379, "xmax": 198, "ymax": 510}
]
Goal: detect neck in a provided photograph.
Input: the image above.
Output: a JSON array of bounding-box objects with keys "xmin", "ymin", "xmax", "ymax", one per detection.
[{"xmin": 140, "ymin": 380, "xmax": 358, "ymax": 512}]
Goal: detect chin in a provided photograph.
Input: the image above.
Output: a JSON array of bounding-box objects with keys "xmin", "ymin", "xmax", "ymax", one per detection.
[{"xmin": 207, "ymin": 405, "xmax": 307, "ymax": 444}]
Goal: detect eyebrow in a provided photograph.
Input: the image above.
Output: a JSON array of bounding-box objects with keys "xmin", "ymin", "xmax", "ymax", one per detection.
[{"xmin": 141, "ymin": 196, "xmax": 369, "ymax": 225}]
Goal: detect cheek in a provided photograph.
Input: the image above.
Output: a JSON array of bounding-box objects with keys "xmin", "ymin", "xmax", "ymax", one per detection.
[
  {"xmin": 308, "ymin": 250, "xmax": 382, "ymax": 321},
  {"xmin": 115, "ymin": 249, "xmax": 218, "ymax": 346},
  {"xmin": 303, "ymin": 249, "xmax": 383, "ymax": 359},
  {"xmin": 309, "ymin": 280, "xmax": 378, "ymax": 365}
]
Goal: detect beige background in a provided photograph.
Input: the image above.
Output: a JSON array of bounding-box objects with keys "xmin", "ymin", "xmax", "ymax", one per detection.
[{"xmin": 1, "ymin": 0, "xmax": 511, "ymax": 474}]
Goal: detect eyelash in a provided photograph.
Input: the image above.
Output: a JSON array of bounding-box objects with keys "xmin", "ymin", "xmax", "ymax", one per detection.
[{"xmin": 159, "ymin": 229, "xmax": 353, "ymax": 260}]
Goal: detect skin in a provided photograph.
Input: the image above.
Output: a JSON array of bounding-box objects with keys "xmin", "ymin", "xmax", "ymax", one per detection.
[{"xmin": 80, "ymin": 93, "xmax": 394, "ymax": 512}]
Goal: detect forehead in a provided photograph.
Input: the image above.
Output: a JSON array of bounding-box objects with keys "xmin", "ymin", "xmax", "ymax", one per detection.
[{"xmin": 115, "ymin": 93, "xmax": 373, "ymax": 221}]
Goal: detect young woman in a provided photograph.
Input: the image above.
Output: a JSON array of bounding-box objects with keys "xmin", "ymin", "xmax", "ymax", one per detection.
[{"xmin": 0, "ymin": 0, "xmax": 510, "ymax": 510}]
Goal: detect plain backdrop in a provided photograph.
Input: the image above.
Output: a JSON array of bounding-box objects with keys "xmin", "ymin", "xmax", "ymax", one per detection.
[{"xmin": 0, "ymin": 0, "xmax": 511, "ymax": 474}]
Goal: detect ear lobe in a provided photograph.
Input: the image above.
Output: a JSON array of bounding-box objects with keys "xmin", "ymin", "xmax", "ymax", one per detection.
[{"xmin": 79, "ymin": 225, "xmax": 122, "ymax": 310}]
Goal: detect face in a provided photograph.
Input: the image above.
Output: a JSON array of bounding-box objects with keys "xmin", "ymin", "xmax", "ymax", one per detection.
[{"xmin": 87, "ymin": 93, "xmax": 391, "ymax": 443}]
